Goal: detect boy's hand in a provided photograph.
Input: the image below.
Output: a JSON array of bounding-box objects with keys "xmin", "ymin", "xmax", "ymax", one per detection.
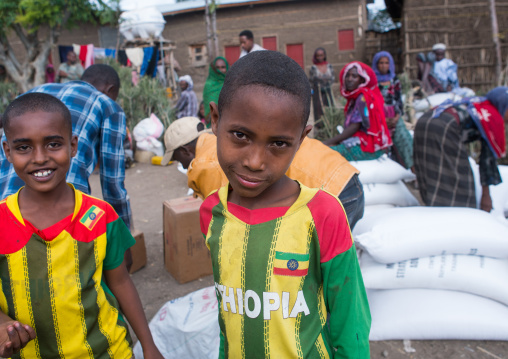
[
  {"xmin": 142, "ymin": 343, "xmax": 164, "ymax": 359},
  {"xmin": 0, "ymin": 321, "xmax": 36, "ymax": 357}
]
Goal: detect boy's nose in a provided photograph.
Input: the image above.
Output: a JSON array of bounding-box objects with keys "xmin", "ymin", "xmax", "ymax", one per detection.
[
  {"xmin": 33, "ymin": 148, "xmax": 48, "ymax": 164},
  {"xmin": 243, "ymin": 146, "xmax": 265, "ymax": 171}
]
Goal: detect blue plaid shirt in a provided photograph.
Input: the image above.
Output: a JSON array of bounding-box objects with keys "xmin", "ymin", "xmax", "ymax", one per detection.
[{"xmin": 0, "ymin": 81, "xmax": 132, "ymax": 229}]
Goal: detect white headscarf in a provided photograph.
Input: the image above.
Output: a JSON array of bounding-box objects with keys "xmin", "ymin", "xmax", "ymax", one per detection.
[
  {"xmin": 432, "ymin": 43, "xmax": 446, "ymax": 51},
  {"xmin": 179, "ymin": 75, "xmax": 194, "ymax": 90}
]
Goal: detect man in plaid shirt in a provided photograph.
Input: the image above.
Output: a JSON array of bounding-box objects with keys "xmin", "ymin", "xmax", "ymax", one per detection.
[{"xmin": 0, "ymin": 64, "xmax": 132, "ymax": 229}]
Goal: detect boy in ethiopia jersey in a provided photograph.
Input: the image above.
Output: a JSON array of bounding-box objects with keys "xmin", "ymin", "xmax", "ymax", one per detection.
[
  {"xmin": 0, "ymin": 93, "xmax": 163, "ymax": 358},
  {"xmin": 200, "ymin": 51, "xmax": 371, "ymax": 358}
]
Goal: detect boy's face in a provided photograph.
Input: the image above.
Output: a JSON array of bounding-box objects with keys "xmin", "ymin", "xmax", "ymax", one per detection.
[
  {"xmin": 211, "ymin": 85, "xmax": 311, "ymax": 204},
  {"xmin": 2, "ymin": 110, "xmax": 77, "ymax": 195}
]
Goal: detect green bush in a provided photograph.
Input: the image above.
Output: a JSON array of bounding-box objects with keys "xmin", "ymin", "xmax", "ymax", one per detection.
[
  {"xmin": 102, "ymin": 58, "xmax": 175, "ymax": 132},
  {"xmin": 313, "ymin": 90, "xmax": 346, "ymax": 142}
]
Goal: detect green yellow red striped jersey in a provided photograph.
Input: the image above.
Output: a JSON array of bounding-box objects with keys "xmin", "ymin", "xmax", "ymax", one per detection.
[
  {"xmin": 200, "ymin": 183, "xmax": 371, "ymax": 358},
  {"xmin": 0, "ymin": 187, "xmax": 135, "ymax": 358}
]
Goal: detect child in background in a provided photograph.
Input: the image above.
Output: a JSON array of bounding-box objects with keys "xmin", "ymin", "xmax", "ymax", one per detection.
[
  {"xmin": 0, "ymin": 93, "xmax": 162, "ymax": 358},
  {"xmin": 200, "ymin": 51, "xmax": 371, "ymax": 358}
]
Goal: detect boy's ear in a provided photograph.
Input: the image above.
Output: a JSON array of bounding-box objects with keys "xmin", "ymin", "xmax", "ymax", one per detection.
[
  {"xmin": 70, "ymin": 135, "xmax": 78, "ymax": 158},
  {"xmin": 210, "ymin": 102, "xmax": 219, "ymax": 136},
  {"xmin": 2, "ymin": 141, "xmax": 12, "ymax": 163},
  {"xmin": 298, "ymin": 125, "xmax": 313, "ymax": 146}
]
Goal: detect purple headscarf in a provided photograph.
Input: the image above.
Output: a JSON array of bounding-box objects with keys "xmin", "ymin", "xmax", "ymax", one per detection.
[
  {"xmin": 486, "ymin": 86, "xmax": 508, "ymax": 118},
  {"xmin": 372, "ymin": 51, "xmax": 396, "ymax": 83}
]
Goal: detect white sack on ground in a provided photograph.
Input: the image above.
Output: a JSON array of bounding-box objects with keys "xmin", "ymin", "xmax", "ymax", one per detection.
[
  {"xmin": 368, "ymin": 289, "xmax": 508, "ymax": 341},
  {"xmin": 351, "ymin": 155, "xmax": 415, "ymax": 184},
  {"xmin": 470, "ymin": 157, "xmax": 508, "ymax": 217},
  {"xmin": 133, "ymin": 286, "xmax": 220, "ymax": 359},
  {"xmin": 133, "ymin": 114, "xmax": 165, "ymax": 157},
  {"xmin": 412, "ymin": 92, "xmax": 462, "ymax": 112},
  {"xmin": 354, "ymin": 207, "xmax": 508, "ymax": 263},
  {"xmin": 363, "ymin": 181, "xmax": 419, "ymax": 207},
  {"xmin": 363, "ymin": 204, "xmax": 396, "ymax": 217},
  {"xmin": 361, "ymin": 253, "xmax": 508, "ymax": 305}
]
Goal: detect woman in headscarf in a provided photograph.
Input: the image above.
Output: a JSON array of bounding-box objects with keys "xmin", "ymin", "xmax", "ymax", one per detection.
[
  {"xmin": 202, "ymin": 56, "xmax": 229, "ymax": 127},
  {"xmin": 414, "ymin": 87, "xmax": 507, "ymax": 212},
  {"xmin": 373, "ymin": 51, "xmax": 413, "ymax": 169},
  {"xmin": 309, "ymin": 48, "xmax": 335, "ymax": 124},
  {"xmin": 175, "ymin": 75, "xmax": 199, "ymax": 119},
  {"xmin": 324, "ymin": 61, "xmax": 392, "ymax": 161}
]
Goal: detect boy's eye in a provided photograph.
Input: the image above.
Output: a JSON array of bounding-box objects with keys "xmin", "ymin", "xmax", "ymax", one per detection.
[
  {"xmin": 48, "ymin": 142, "xmax": 62, "ymax": 149},
  {"xmin": 232, "ymin": 131, "xmax": 247, "ymax": 140},
  {"xmin": 273, "ymin": 141, "xmax": 288, "ymax": 148},
  {"xmin": 16, "ymin": 145, "xmax": 30, "ymax": 152}
]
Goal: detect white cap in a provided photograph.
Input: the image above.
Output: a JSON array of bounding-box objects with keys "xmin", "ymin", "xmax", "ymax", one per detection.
[
  {"xmin": 432, "ymin": 43, "xmax": 446, "ymax": 51},
  {"xmin": 161, "ymin": 117, "xmax": 205, "ymax": 166}
]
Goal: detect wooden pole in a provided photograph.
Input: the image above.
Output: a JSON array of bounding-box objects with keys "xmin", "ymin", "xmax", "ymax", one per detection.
[{"xmin": 489, "ymin": 0, "xmax": 502, "ymax": 86}]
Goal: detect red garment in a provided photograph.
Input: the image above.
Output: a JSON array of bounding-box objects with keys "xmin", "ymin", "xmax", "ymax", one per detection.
[
  {"xmin": 473, "ymin": 100, "xmax": 506, "ymax": 158},
  {"xmin": 340, "ymin": 61, "xmax": 392, "ymax": 153},
  {"xmin": 79, "ymin": 45, "xmax": 87, "ymax": 67}
]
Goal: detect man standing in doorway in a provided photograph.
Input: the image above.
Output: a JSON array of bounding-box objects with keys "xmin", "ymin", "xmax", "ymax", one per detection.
[{"xmin": 239, "ymin": 30, "xmax": 266, "ymax": 58}]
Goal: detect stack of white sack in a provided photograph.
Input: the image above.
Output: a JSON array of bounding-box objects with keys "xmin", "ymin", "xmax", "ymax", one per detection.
[
  {"xmin": 412, "ymin": 92, "xmax": 463, "ymax": 121},
  {"xmin": 469, "ymin": 157, "xmax": 508, "ymax": 218},
  {"xmin": 351, "ymin": 155, "xmax": 418, "ymax": 213},
  {"xmin": 354, "ymin": 206, "xmax": 508, "ymax": 340},
  {"xmin": 132, "ymin": 113, "xmax": 165, "ymax": 157}
]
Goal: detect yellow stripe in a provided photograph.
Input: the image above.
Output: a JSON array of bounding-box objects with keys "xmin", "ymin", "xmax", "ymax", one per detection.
[
  {"xmin": 315, "ymin": 333, "xmax": 330, "ymax": 359},
  {"xmin": 6, "ymin": 190, "xmax": 24, "ymax": 225},
  {"xmin": 93, "ymin": 233, "xmax": 132, "ymax": 358},
  {"xmin": 47, "ymin": 231, "xmax": 93, "ymax": 357},
  {"xmin": 0, "ymin": 276, "xmax": 8, "ymax": 318},
  {"xmin": 266, "ymin": 202, "xmax": 314, "ymax": 358},
  {"xmin": 317, "ymin": 285, "xmax": 327, "ymax": 327},
  {"xmin": 273, "ymin": 258, "xmax": 309, "ymax": 271},
  {"xmin": 71, "ymin": 185, "xmax": 83, "ymax": 221},
  {"xmin": 217, "ymin": 206, "xmax": 249, "ymax": 359},
  {"xmin": 8, "ymin": 248, "xmax": 39, "ymax": 358}
]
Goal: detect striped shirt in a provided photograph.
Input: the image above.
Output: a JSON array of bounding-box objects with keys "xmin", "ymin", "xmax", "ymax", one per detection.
[
  {"xmin": 0, "ymin": 81, "xmax": 132, "ymax": 229},
  {"xmin": 0, "ymin": 187, "xmax": 134, "ymax": 358},
  {"xmin": 200, "ymin": 183, "xmax": 371, "ymax": 358}
]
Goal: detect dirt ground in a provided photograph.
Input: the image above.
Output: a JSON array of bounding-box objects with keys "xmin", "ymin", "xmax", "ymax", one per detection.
[{"xmin": 90, "ymin": 162, "xmax": 508, "ymax": 359}]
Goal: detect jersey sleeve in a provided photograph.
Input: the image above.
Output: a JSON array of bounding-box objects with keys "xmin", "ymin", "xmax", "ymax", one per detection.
[
  {"xmin": 308, "ymin": 191, "xmax": 371, "ymax": 357},
  {"xmin": 103, "ymin": 208, "xmax": 136, "ymax": 271}
]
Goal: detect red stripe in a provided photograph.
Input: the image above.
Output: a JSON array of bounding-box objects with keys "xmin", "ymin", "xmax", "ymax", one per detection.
[
  {"xmin": 200, "ymin": 191, "xmax": 220, "ymax": 236},
  {"xmin": 273, "ymin": 267, "xmax": 308, "ymax": 276}
]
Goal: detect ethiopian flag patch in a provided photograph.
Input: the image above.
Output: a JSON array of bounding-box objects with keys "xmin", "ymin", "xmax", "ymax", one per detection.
[
  {"xmin": 80, "ymin": 205, "xmax": 105, "ymax": 231},
  {"xmin": 273, "ymin": 251, "xmax": 309, "ymax": 276}
]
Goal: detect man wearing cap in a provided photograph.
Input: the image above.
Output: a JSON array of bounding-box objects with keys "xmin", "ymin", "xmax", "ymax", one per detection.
[
  {"xmin": 417, "ymin": 43, "xmax": 474, "ymax": 97},
  {"xmin": 161, "ymin": 117, "xmax": 366, "ymax": 229}
]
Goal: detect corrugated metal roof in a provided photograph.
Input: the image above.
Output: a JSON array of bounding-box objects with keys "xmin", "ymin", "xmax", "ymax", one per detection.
[{"xmin": 158, "ymin": 0, "xmax": 296, "ymax": 16}]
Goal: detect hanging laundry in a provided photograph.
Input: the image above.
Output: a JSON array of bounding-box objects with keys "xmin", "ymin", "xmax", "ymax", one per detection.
[
  {"xmin": 140, "ymin": 46, "xmax": 159, "ymax": 78},
  {"xmin": 126, "ymin": 48, "xmax": 144, "ymax": 67},
  {"xmin": 85, "ymin": 44, "xmax": 94, "ymax": 68},
  {"xmin": 72, "ymin": 44, "xmax": 81, "ymax": 56},
  {"xmin": 94, "ymin": 47, "xmax": 107, "ymax": 60},
  {"xmin": 118, "ymin": 50, "xmax": 128, "ymax": 66},
  {"xmin": 105, "ymin": 48, "xmax": 116, "ymax": 59},
  {"xmin": 58, "ymin": 45, "xmax": 74, "ymax": 63},
  {"xmin": 79, "ymin": 45, "xmax": 88, "ymax": 66}
]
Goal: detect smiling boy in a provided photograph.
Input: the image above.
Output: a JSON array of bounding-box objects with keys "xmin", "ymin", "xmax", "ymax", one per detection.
[
  {"xmin": 0, "ymin": 93, "xmax": 162, "ymax": 358},
  {"xmin": 200, "ymin": 51, "xmax": 371, "ymax": 358}
]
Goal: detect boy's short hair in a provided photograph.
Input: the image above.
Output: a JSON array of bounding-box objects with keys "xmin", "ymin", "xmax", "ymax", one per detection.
[
  {"xmin": 218, "ymin": 51, "xmax": 311, "ymax": 126},
  {"xmin": 82, "ymin": 64, "xmax": 120, "ymax": 90},
  {"xmin": 2, "ymin": 93, "xmax": 72, "ymax": 135},
  {"xmin": 239, "ymin": 30, "xmax": 254, "ymax": 40}
]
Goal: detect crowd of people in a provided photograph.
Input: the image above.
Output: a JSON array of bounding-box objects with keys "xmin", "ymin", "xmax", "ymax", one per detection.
[{"xmin": 0, "ymin": 26, "xmax": 506, "ymax": 358}]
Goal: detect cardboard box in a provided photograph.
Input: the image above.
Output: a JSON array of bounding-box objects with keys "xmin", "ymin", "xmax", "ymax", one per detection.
[
  {"xmin": 130, "ymin": 229, "xmax": 147, "ymax": 274},
  {"xmin": 163, "ymin": 196, "xmax": 213, "ymax": 283}
]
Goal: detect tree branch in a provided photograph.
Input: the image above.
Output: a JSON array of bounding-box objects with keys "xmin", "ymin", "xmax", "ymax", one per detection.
[{"xmin": 11, "ymin": 23, "xmax": 31, "ymax": 52}]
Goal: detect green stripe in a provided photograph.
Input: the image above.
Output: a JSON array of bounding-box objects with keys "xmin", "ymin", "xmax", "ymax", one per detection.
[
  {"xmin": 275, "ymin": 251, "xmax": 309, "ymax": 262},
  {"xmin": 26, "ymin": 235, "xmax": 60, "ymax": 358},
  {"xmin": 80, "ymin": 206, "xmax": 96, "ymax": 224},
  {"xmin": 77, "ymin": 239, "xmax": 112, "ymax": 358},
  {"xmin": 298, "ymin": 225, "xmax": 332, "ymax": 357},
  {"xmin": 242, "ymin": 218, "xmax": 279, "ymax": 357},
  {"xmin": 0, "ymin": 255, "xmax": 15, "ymax": 320},
  {"xmin": 207, "ymin": 201, "xmax": 227, "ymax": 355}
]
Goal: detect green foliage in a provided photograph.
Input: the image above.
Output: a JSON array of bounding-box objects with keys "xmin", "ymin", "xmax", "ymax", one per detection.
[
  {"xmin": 103, "ymin": 59, "xmax": 175, "ymax": 132},
  {"xmin": 0, "ymin": 0, "xmax": 114, "ymax": 36},
  {"xmin": 0, "ymin": 82, "xmax": 18, "ymax": 115},
  {"xmin": 313, "ymin": 93, "xmax": 346, "ymax": 142}
]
